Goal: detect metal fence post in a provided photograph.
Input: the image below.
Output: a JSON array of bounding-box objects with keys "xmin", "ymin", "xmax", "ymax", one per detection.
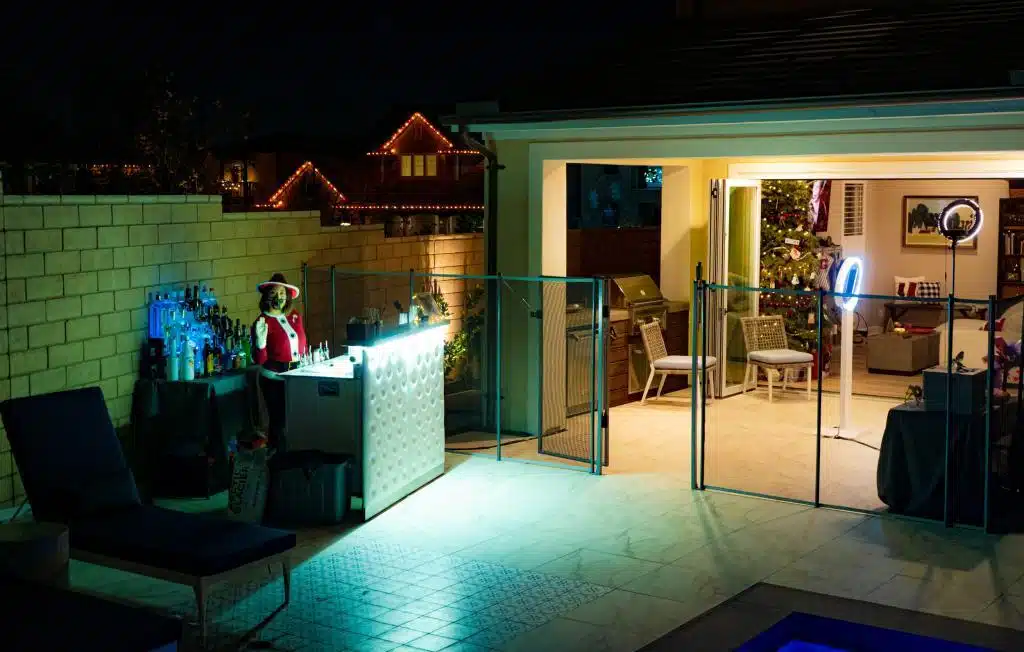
[
  {"xmin": 592, "ymin": 278, "xmax": 603, "ymax": 476},
  {"xmin": 944, "ymin": 292, "xmax": 955, "ymax": 527},
  {"xmin": 984, "ymin": 295, "xmax": 995, "ymax": 532},
  {"xmin": 699, "ymin": 272, "xmax": 708, "ymax": 491},
  {"xmin": 408, "ymin": 269, "xmax": 415, "ymax": 317},
  {"xmin": 691, "ymin": 263, "xmax": 701, "ymax": 490},
  {"xmin": 495, "ymin": 274, "xmax": 503, "ymax": 462},
  {"xmin": 815, "ymin": 288, "xmax": 824, "ymax": 508},
  {"xmin": 301, "ymin": 263, "xmax": 308, "ymax": 314},
  {"xmin": 330, "ymin": 266, "xmax": 337, "ymax": 351}
]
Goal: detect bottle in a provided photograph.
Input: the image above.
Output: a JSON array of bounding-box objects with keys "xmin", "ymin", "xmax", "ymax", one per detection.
[
  {"xmin": 241, "ymin": 324, "xmax": 252, "ymax": 367},
  {"xmin": 205, "ymin": 341, "xmax": 215, "ymax": 376},
  {"xmin": 213, "ymin": 339, "xmax": 224, "ymax": 375},
  {"xmin": 182, "ymin": 341, "xmax": 196, "ymax": 381}
]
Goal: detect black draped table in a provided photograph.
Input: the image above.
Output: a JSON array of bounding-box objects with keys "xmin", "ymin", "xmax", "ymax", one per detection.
[
  {"xmin": 877, "ymin": 399, "xmax": 1018, "ymax": 525},
  {"xmin": 132, "ymin": 369, "xmax": 259, "ymax": 498}
]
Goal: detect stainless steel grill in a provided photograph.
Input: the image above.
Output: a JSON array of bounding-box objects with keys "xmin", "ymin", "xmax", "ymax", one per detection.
[{"xmin": 605, "ymin": 274, "xmax": 668, "ymax": 335}]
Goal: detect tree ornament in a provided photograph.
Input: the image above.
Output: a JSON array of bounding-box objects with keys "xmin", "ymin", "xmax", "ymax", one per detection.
[{"xmin": 791, "ymin": 274, "xmax": 799, "ymax": 286}]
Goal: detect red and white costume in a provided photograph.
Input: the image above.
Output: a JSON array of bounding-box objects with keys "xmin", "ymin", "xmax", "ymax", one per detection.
[{"xmin": 252, "ymin": 311, "xmax": 307, "ymax": 374}]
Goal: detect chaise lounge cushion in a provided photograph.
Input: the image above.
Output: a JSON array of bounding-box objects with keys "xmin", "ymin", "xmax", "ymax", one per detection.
[
  {"xmin": 70, "ymin": 505, "xmax": 297, "ymax": 577},
  {"xmin": 0, "ymin": 387, "xmax": 142, "ymax": 523},
  {"xmin": 748, "ymin": 349, "xmax": 813, "ymax": 365}
]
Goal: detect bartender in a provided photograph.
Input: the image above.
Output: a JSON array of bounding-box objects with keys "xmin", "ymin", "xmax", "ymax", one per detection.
[{"xmin": 252, "ymin": 273, "xmax": 306, "ymax": 449}]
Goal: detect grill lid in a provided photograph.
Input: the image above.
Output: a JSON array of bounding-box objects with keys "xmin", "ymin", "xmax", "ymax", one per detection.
[{"xmin": 606, "ymin": 274, "xmax": 665, "ymax": 307}]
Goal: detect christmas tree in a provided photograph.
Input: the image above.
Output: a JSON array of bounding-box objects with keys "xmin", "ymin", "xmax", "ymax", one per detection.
[{"xmin": 759, "ymin": 180, "xmax": 828, "ymax": 351}]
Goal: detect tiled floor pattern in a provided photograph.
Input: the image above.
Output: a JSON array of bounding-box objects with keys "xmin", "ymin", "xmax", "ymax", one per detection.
[
  {"xmin": 64, "ymin": 454, "xmax": 1024, "ymax": 651},
  {"xmin": 138, "ymin": 541, "xmax": 610, "ymax": 651}
]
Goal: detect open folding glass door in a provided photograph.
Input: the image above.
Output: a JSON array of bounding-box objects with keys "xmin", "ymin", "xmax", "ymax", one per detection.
[{"xmin": 707, "ymin": 179, "xmax": 762, "ymax": 398}]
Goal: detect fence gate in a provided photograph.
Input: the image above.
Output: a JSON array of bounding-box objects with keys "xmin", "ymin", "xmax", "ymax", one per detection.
[{"xmin": 538, "ymin": 279, "xmax": 605, "ymax": 469}]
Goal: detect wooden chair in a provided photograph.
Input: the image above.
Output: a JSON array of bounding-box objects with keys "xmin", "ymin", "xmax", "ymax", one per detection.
[
  {"xmin": 740, "ymin": 315, "xmax": 813, "ymax": 402},
  {"xmin": 638, "ymin": 319, "xmax": 718, "ymax": 404}
]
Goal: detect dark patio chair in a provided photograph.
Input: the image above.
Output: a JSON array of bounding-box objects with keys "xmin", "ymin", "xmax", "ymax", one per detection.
[{"xmin": 1, "ymin": 386, "xmax": 296, "ymax": 642}]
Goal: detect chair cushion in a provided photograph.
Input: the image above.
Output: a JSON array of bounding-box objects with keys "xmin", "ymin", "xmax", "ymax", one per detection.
[
  {"xmin": 1, "ymin": 387, "xmax": 137, "ymax": 523},
  {"xmin": 75, "ymin": 468, "xmax": 142, "ymax": 518},
  {"xmin": 70, "ymin": 505, "xmax": 296, "ymax": 577},
  {"xmin": 748, "ymin": 349, "xmax": 813, "ymax": 365},
  {"xmin": 653, "ymin": 355, "xmax": 718, "ymax": 371}
]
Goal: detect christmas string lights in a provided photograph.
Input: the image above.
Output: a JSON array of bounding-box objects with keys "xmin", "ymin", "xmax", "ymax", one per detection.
[
  {"xmin": 370, "ymin": 112, "xmax": 455, "ymax": 154},
  {"xmin": 264, "ymin": 161, "xmax": 347, "ymax": 208},
  {"xmin": 367, "ymin": 149, "xmax": 480, "ymax": 156},
  {"xmin": 339, "ymin": 203, "xmax": 485, "ymax": 211}
]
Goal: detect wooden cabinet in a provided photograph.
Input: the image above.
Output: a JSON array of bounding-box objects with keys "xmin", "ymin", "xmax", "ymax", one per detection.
[
  {"xmin": 606, "ymin": 310, "xmax": 689, "ymax": 408},
  {"xmin": 608, "ymin": 319, "xmax": 630, "ymax": 407}
]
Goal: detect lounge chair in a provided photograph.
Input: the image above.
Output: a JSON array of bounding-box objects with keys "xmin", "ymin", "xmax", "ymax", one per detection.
[{"xmin": 1, "ymin": 386, "xmax": 296, "ymax": 642}]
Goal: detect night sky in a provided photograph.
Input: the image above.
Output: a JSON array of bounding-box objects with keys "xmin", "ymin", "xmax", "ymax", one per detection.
[{"xmin": 0, "ymin": 1, "xmax": 679, "ymax": 156}]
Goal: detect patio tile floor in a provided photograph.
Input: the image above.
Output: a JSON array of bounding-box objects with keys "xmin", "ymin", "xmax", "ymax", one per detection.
[{"xmin": 63, "ymin": 453, "xmax": 1024, "ymax": 651}]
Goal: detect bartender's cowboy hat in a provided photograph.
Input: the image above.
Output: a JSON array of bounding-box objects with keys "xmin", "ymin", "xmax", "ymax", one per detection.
[{"xmin": 256, "ymin": 273, "xmax": 300, "ymax": 299}]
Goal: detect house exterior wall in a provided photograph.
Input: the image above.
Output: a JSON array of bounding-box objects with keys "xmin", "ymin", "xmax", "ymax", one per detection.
[
  {"xmin": 0, "ymin": 194, "xmax": 482, "ymax": 505},
  {"xmin": 479, "ymin": 104, "xmax": 1024, "ymax": 447}
]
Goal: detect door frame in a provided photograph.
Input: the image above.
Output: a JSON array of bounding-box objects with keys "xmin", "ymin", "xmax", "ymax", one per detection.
[{"xmin": 707, "ymin": 178, "xmax": 762, "ymax": 398}]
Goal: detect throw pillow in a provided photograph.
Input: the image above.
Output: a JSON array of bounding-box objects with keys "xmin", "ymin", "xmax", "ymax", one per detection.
[
  {"xmin": 894, "ymin": 275, "xmax": 925, "ymax": 298},
  {"xmin": 916, "ymin": 281, "xmax": 942, "ymax": 301}
]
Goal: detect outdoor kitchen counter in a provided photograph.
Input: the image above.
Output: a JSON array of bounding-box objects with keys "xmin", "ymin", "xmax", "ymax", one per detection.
[
  {"xmin": 280, "ymin": 322, "xmax": 447, "ymax": 520},
  {"xmin": 609, "ymin": 300, "xmax": 689, "ymax": 323}
]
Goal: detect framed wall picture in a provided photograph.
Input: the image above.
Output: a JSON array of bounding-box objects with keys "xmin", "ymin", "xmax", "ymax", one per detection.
[{"xmin": 902, "ymin": 196, "xmax": 980, "ymax": 249}]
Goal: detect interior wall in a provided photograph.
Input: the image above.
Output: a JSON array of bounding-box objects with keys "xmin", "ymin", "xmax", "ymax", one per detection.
[
  {"xmin": 827, "ymin": 179, "xmax": 1007, "ymax": 307},
  {"xmin": 661, "ymin": 166, "xmax": 691, "ymax": 300}
]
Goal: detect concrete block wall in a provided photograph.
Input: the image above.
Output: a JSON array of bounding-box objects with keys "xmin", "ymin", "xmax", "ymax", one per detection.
[{"xmin": 0, "ymin": 197, "xmax": 483, "ymax": 505}]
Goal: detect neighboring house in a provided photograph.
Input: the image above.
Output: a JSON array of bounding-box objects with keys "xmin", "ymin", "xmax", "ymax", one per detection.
[
  {"xmin": 223, "ymin": 114, "xmax": 485, "ymax": 236},
  {"xmin": 443, "ymin": 0, "xmax": 1024, "ymax": 432},
  {"xmin": 338, "ymin": 113, "xmax": 485, "ymax": 236}
]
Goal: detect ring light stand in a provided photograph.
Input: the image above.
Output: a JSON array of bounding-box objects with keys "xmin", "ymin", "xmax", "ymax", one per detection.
[
  {"xmin": 938, "ymin": 198, "xmax": 984, "ymax": 315},
  {"xmin": 834, "ymin": 257, "xmax": 863, "ymax": 435},
  {"xmin": 936, "ymin": 198, "xmax": 982, "ymax": 527}
]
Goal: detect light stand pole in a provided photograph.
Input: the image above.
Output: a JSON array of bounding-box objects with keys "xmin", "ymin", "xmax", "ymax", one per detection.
[
  {"xmin": 936, "ymin": 198, "xmax": 984, "ymax": 527},
  {"xmin": 834, "ymin": 257, "xmax": 863, "ymax": 436}
]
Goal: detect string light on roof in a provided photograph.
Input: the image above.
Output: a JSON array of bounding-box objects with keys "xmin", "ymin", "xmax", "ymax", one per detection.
[
  {"xmin": 373, "ymin": 112, "xmax": 455, "ymax": 154},
  {"xmin": 264, "ymin": 161, "xmax": 347, "ymax": 208},
  {"xmin": 366, "ymin": 149, "xmax": 481, "ymax": 156},
  {"xmin": 341, "ymin": 203, "xmax": 485, "ymax": 211}
]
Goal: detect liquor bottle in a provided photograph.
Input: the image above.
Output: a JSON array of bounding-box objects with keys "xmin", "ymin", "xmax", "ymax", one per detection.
[
  {"xmin": 202, "ymin": 341, "xmax": 212, "ymax": 376},
  {"xmin": 183, "ymin": 286, "xmax": 192, "ymax": 313},
  {"xmin": 182, "ymin": 341, "xmax": 196, "ymax": 381},
  {"xmin": 213, "ymin": 338, "xmax": 224, "ymax": 375},
  {"xmin": 192, "ymin": 285, "xmax": 200, "ymax": 312},
  {"xmin": 240, "ymin": 324, "xmax": 251, "ymax": 367}
]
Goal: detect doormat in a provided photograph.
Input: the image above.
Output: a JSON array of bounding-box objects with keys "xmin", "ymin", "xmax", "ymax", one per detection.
[{"xmin": 640, "ymin": 584, "xmax": 1024, "ymax": 652}]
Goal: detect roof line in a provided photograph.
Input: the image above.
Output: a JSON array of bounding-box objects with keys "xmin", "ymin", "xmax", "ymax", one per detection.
[{"xmin": 444, "ymin": 86, "xmax": 1024, "ymax": 128}]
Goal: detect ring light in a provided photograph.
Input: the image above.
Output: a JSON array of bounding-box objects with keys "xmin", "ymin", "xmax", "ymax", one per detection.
[
  {"xmin": 834, "ymin": 256, "xmax": 863, "ymax": 312},
  {"xmin": 938, "ymin": 198, "xmax": 983, "ymax": 244}
]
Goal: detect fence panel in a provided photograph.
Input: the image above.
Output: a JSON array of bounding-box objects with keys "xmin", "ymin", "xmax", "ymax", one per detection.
[{"xmin": 700, "ymin": 284, "xmax": 819, "ymax": 503}]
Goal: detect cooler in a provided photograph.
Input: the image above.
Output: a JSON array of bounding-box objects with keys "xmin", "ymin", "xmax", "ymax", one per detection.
[{"xmin": 266, "ymin": 450, "xmax": 352, "ymax": 526}]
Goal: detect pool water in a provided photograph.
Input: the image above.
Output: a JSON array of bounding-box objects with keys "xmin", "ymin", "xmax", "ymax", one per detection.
[{"xmin": 739, "ymin": 613, "xmax": 994, "ymax": 652}]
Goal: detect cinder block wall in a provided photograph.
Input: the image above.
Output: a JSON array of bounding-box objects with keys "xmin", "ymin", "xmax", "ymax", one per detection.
[{"xmin": 0, "ymin": 195, "xmax": 483, "ymax": 505}]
